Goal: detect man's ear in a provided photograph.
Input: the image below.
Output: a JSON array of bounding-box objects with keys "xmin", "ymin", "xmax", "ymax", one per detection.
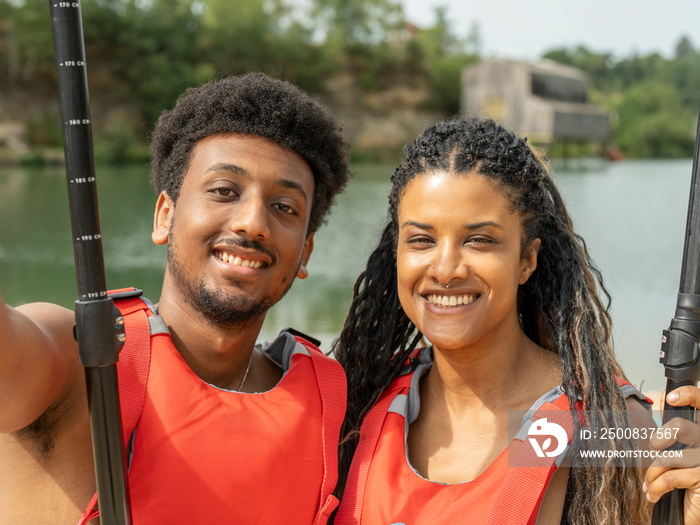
[
  {"xmin": 152, "ymin": 191, "xmax": 174, "ymax": 246},
  {"xmin": 519, "ymin": 238, "xmax": 541, "ymax": 285},
  {"xmin": 296, "ymin": 234, "xmax": 315, "ymax": 280}
]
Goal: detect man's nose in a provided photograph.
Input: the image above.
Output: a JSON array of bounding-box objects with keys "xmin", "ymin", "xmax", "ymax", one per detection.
[{"xmin": 228, "ymin": 196, "xmax": 271, "ymax": 240}]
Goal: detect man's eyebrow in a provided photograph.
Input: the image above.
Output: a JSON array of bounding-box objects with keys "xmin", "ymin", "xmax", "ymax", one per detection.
[
  {"xmin": 207, "ymin": 163, "xmax": 248, "ymax": 175},
  {"xmin": 276, "ymin": 179, "xmax": 308, "ymax": 203},
  {"xmin": 206, "ymin": 163, "xmax": 308, "ymax": 202}
]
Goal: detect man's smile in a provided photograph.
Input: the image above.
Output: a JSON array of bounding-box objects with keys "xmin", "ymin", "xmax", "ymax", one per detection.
[{"xmin": 213, "ymin": 250, "xmax": 267, "ymax": 269}]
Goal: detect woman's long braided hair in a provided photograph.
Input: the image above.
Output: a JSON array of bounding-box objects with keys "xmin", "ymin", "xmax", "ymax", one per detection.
[{"xmin": 335, "ymin": 117, "xmax": 648, "ymax": 524}]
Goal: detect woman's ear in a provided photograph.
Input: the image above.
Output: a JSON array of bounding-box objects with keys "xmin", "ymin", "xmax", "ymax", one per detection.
[
  {"xmin": 519, "ymin": 238, "xmax": 541, "ymax": 285},
  {"xmin": 152, "ymin": 191, "xmax": 173, "ymax": 245}
]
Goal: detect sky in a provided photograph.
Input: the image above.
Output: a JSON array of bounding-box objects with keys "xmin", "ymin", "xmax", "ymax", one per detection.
[{"xmin": 402, "ymin": 0, "xmax": 700, "ymax": 61}]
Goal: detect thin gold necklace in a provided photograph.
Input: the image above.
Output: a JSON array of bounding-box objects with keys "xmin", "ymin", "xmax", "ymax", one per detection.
[{"xmin": 238, "ymin": 352, "xmax": 253, "ymax": 391}]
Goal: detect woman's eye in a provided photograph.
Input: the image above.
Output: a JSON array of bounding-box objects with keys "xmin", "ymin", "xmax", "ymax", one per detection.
[
  {"xmin": 406, "ymin": 236, "xmax": 433, "ymax": 245},
  {"xmin": 467, "ymin": 236, "xmax": 494, "ymax": 245}
]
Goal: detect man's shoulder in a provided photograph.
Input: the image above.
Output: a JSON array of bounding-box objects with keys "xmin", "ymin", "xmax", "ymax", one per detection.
[
  {"xmin": 16, "ymin": 301, "xmax": 76, "ymax": 331},
  {"xmin": 15, "ymin": 302, "xmax": 78, "ymax": 358},
  {"xmin": 1, "ymin": 301, "xmax": 82, "ymax": 433}
]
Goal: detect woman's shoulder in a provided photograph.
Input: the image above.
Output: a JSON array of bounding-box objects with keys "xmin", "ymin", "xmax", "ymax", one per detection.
[{"xmin": 626, "ymin": 395, "xmax": 656, "ymax": 431}]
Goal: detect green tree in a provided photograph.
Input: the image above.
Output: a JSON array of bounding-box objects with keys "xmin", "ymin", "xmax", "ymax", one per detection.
[
  {"xmin": 612, "ymin": 53, "xmax": 666, "ymax": 89},
  {"xmin": 198, "ymin": 0, "xmax": 335, "ymax": 91},
  {"xmin": 543, "ymin": 46, "xmax": 615, "ymax": 91},
  {"xmin": 1, "ymin": 0, "xmax": 56, "ymax": 88},
  {"xmin": 414, "ymin": 7, "xmax": 480, "ymax": 114},
  {"xmin": 675, "ymin": 35, "xmax": 695, "ymax": 59},
  {"xmin": 667, "ymin": 36, "xmax": 700, "ymax": 110},
  {"xmin": 311, "ymin": 0, "xmax": 403, "ymax": 49},
  {"xmin": 82, "ymin": 0, "xmax": 211, "ymax": 125},
  {"xmin": 304, "ymin": 0, "xmax": 406, "ymax": 91},
  {"xmin": 614, "ymin": 81, "xmax": 695, "ymax": 157}
]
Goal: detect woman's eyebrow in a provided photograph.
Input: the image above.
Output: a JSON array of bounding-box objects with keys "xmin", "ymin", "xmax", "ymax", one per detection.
[
  {"xmin": 464, "ymin": 221, "xmax": 504, "ymax": 230},
  {"xmin": 400, "ymin": 220, "xmax": 504, "ymax": 230},
  {"xmin": 400, "ymin": 220, "xmax": 433, "ymax": 230}
]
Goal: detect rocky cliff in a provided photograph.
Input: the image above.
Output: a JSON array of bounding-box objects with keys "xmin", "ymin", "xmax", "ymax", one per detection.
[{"xmin": 0, "ymin": 74, "xmax": 445, "ymax": 165}]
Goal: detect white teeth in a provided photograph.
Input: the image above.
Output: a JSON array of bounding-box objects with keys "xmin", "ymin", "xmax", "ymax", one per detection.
[
  {"xmin": 215, "ymin": 251, "xmax": 263, "ymax": 269},
  {"xmin": 426, "ymin": 294, "xmax": 477, "ymax": 307}
]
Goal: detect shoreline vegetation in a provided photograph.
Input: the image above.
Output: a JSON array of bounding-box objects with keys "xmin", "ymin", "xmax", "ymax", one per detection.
[{"xmin": 1, "ymin": 0, "xmax": 699, "ymax": 166}]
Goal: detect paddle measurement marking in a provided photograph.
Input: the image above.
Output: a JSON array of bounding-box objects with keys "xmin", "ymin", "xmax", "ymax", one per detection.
[
  {"xmin": 51, "ymin": 1, "xmax": 112, "ymax": 309},
  {"xmin": 76, "ymin": 234, "xmax": 101, "ymax": 241},
  {"xmin": 66, "ymin": 119, "xmax": 91, "ymax": 125},
  {"xmin": 76, "ymin": 230, "xmax": 107, "ymax": 300},
  {"xmin": 75, "ymin": 229, "xmax": 107, "ymax": 299},
  {"xmin": 83, "ymin": 291, "xmax": 108, "ymax": 299}
]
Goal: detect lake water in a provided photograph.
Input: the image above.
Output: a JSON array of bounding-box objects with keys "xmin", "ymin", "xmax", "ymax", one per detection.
[{"xmin": 0, "ymin": 159, "xmax": 693, "ymax": 393}]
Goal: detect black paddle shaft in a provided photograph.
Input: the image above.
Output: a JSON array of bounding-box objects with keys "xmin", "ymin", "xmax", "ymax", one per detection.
[
  {"xmin": 653, "ymin": 111, "xmax": 700, "ymax": 524},
  {"xmin": 49, "ymin": 2, "xmax": 132, "ymax": 523}
]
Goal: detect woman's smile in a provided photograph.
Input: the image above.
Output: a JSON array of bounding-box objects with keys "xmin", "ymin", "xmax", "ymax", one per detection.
[{"xmin": 423, "ymin": 293, "xmax": 479, "ymax": 308}]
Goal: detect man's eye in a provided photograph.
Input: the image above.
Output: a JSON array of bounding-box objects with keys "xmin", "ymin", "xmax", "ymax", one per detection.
[
  {"xmin": 274, "ymin": 203, "xmax": 296, "ymax": 214},
  {"xmin": 212, "ymin": 188, "xmax": 236, "ymax": 197}
]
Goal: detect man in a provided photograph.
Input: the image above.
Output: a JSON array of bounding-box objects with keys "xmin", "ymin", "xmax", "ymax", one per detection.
[{"xmin": 0, "ymin": 73, "xmax": 351, "ymax": 524}]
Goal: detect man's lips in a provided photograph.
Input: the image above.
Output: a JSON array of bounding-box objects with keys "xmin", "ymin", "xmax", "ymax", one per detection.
[
  {"xmin": 213, "ymin": 250, "xmax": 267, "ymax": 269},
  {"xmin": 210, "ymin": 237, "xmax": 275, "ymax": 269}
]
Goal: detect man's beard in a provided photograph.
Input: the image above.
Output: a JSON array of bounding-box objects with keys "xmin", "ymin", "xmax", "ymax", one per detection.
[{"xmin": 166, "ymin": 224, "xmax": 297, "ymax": 327}]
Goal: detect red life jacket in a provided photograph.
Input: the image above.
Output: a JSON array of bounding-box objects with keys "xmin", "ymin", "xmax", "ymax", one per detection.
[
  {"xmin": 335, "ymin": 348, "xmax": 651, "ymax": 525},
  {"xmin": 79, "ymin": 289, "xmax": 346, "ymax": 525}
]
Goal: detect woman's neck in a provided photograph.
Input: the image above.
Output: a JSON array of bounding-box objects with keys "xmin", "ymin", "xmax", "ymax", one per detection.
[{"xmin": 427, "ymin": 329, "xmax": 562, "ymax": 414}]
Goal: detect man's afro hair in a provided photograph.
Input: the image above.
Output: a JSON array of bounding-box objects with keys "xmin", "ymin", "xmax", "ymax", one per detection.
[{"xmin": 150, "ymin": 72, "xmax": 351, "ymax": 233}]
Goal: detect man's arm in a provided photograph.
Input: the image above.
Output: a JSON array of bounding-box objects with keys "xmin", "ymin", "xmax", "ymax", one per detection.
[{"xmin": 0, "ymin": 293, "xmax": 81, "ymax": 433}]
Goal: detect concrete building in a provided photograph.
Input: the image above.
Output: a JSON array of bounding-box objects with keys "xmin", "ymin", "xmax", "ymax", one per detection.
[{"xmin": 461, "ymin": 57, "xmax": 610, "ymax": 144}]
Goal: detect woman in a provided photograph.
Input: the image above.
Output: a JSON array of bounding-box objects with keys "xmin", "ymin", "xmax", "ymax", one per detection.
[{"xmin": 334, "ymin": 117, "xmax": 700, "ymax": 524}]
